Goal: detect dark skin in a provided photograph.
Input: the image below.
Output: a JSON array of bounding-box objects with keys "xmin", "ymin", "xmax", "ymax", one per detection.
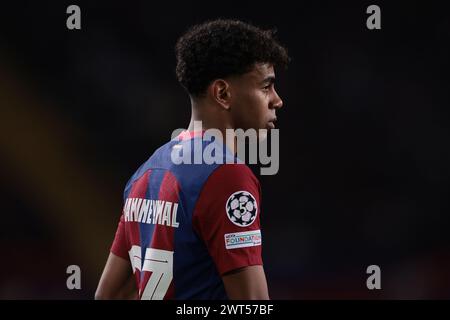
[
  {"xmin": 96, "ymin": 63, "xmax": 283, "ymax": 300},
  {"xmin": 188, "ymin": 62, "xmax": 283, "ymax": 144},
  {"xmin": 193, "ymin": 62, "xmax": 283, "ymax": 299},
  {"xmin": 227, "ymin": 63, "xmax": 282, "ymax": 132}
]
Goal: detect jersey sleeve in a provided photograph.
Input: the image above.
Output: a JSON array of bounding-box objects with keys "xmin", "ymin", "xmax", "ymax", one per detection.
[
  {"xmin": 110, "ymin": 214, "xmax": 130, "ymax": 260},
  {"xmin": 192, "ymin": 164, "xmax": 263, "ymax": 276}
]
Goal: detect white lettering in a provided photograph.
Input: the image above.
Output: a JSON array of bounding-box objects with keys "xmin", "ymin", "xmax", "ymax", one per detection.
[
  {"xmin": 123, "ymin": 198, "xmax": 180, "ymax": 228},
  {"xmin": 161, "ymin": 202, "xmax": 172, "ymax": 226},
  {"xmin": 171, "ymin": 203, "xmax": 179, "ymax": 228}
]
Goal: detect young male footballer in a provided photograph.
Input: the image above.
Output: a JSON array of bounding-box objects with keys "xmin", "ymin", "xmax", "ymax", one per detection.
[{"xmin": 96, "ymin": 19, "xmax": 289, "ymax": 300}]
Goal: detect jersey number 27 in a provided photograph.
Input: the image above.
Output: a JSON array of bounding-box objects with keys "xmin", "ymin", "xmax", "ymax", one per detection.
[{"xmin": 129, "ymin": 245, "xmax": 173, "ymax": 300}]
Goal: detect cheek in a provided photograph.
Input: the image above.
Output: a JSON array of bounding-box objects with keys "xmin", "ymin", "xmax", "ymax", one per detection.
[
  {"xmin": 253, "ymin": 94, "xmax": 270, "ymax": 116},
  {"xmin": 232, "ymin": 91, "xmax": 268, "ymax": 127},
  {"xmin": 247, "ymin": 94, "xmax": 269, "ymax": 123},
  {"xmin": 247, "ymin": 92, "xmax": 267, "ymax": 112}
]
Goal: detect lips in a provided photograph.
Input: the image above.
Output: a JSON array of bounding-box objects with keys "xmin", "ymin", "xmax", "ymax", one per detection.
[{"xmin": 267, "ymin": 117, "xmax": 277, "ymax": 129}]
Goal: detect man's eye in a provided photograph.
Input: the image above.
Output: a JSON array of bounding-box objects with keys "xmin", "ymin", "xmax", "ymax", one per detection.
[{"xmin": 263, "ymin": 85, "xmax": 271, "ymax": 90}]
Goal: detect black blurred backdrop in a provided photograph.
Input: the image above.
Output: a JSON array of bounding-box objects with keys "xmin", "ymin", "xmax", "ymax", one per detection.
[{"xmin": 0, "ymin": 1, "xmax": 449, "ymax": 299}]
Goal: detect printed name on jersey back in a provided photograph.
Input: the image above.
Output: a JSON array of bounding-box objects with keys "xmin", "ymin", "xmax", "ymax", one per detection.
[{"xmin": 123, "ymin": 197, "xmax": 179, "ymax": 228}]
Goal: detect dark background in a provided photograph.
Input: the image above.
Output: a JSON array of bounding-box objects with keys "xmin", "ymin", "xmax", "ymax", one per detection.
[{"xmin": 0, "ymin": 1, "xmax": 449, "ymax": 299}]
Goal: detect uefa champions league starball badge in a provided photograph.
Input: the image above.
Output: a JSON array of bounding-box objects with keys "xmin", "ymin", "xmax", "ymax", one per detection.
[{"xmin": 225, "ymin": 191, "xmax": 258, "ymax": 227}]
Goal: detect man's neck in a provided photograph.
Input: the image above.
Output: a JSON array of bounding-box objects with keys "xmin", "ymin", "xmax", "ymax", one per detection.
[{"xmin": 187, "ymin": 101, "xmax": 237, "ymax": 155}]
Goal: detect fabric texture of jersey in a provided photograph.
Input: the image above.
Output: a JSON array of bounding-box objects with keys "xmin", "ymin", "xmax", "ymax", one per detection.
[{"xmin": 110, "ymin": 132, "xmax": 263, "ymax": 300}]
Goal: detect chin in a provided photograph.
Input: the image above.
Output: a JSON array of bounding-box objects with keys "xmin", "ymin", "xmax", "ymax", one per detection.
[{"xmin": 258, "ymin": 129, "xmax": 269, "ymax": 141}]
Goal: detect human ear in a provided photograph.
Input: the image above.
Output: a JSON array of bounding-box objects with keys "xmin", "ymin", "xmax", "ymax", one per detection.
[{"xmin": 211, "ymin": 79, "xmax": 231, "ymax": 110}]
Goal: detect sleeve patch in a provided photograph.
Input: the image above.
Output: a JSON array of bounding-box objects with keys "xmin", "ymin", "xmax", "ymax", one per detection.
[
  {"xmin": 225, "ymin": 230, "xmax": 262, "ymax": 249},
  {"xmin": 225, "ymin": 190, "xmax": 258, "ymax": 227}
]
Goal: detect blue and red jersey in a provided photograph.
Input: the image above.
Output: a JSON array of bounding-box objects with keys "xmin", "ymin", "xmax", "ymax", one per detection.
[{"xmin": 110, "ymin": 131, "xmax": 263, "ymax": 299}]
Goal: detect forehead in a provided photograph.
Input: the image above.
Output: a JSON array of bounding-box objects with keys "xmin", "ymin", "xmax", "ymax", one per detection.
[
  {"xmin": 233, "ymin": 63, "xmax": 274, "ymax": 85},
  {"xmin": 246, "ymin": 63, "xmax": 275, "ymax": 81},
  {"xmin": 227, "ymin": 63, "xmax": 275, "ymax": 89}
]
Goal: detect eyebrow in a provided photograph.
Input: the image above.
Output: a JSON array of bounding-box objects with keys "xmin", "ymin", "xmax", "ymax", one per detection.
[{"xmin": 260, "ymin": 76, "xmax": 276, "ymax": 85}]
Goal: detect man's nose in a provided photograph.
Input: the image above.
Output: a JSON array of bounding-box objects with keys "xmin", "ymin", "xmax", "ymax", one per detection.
[{"xmin": 271, "ymin": 90, "xmax": 283, "ymax": 109}]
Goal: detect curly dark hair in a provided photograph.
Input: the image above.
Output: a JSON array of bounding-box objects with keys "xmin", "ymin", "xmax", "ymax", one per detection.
[{"xmin": 175, "ymin": 19, "xmax": 290, "ymax": 97}]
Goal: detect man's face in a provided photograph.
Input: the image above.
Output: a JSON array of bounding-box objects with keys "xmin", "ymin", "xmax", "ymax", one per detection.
[{"xmin": 228, "ymin": 63, "xmax": 283, "ymax": 132}]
